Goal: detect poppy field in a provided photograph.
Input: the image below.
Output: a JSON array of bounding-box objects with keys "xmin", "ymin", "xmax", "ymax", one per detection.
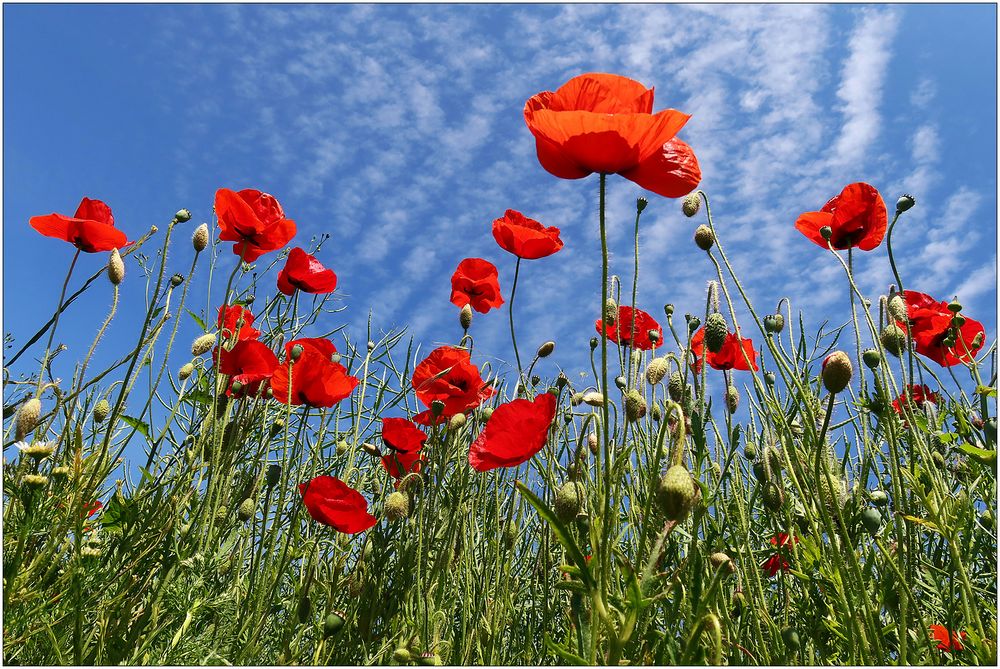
[{"xmin": 3, "ymin": 72, "xmax": 997, "ymax": 666}]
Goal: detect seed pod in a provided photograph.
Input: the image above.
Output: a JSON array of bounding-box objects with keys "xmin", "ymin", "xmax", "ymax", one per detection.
[
  {"xmin": 682, "ymin": 193, "xmax": 701, "ymax": 217},
  {"xmin": 624, "ymin": 389, "xmax": 647, "ymax": 422},
  {"xmin": 725, "ymin": 386, "xmax": 739, "ymax": 414},
  {"xmin": 266, "ymin": 464, "xmax": 281, "ymax": 488},
  {"xmin": 821, "ymin": 352, "xmax": 853, "ymax": 394},
  {"xmin": 895, "ymin": 194, "xmax": 916, "ymax": 214},
  {"xmin": 191, "ymin": 333, "xmax": 216, "ymax": 356},
  {"xmin": 237, "ymin": 497, "xmax": 255, "ymax": 522},
  {"xmin": 93, "ymin": 399, "xmax": 111, "ymax": 423},
  {"xmin": 764, "ymin": 372, "xmax": 776, "ymax": 386},
  {"xmin": 392, "ymin": 648, "xmax": 412, "ymax": 663},
  {"xmin": 694, "ymin": 225, "xmax": 714, "ymax": 251},
  {"xmin": 459, "ymin": 304, "xmax": 473, "ymax": 330},
  {"xmin": 385, "ymin": 491, "xmax": 410, "ymax": 521},
  {"xmin": 764, "ymin": 313, "xmax": 785, "ymax": 334},
  {"xmin": 860, "ymin": 508, "xmax": 882, "ymax": 535},
  {"xmin": 781, "ymin": 627, "xmax": 800, "ymax": 651},
  {"xmin": 170, "ymin": 273, "xmax": 185, "ymax": 288},
  {"xmin": 657, "ymin": 465, "xmax": 696, "ymax": 522},
  {"xmin": 704, "ymin": 313, "xmax": 728, "ymax": 353},
  {"xmin": 192, "ymin": 223, "xmax": 209, "ymax": 252},
  {"xmin": 323, "ymin": 611, "xmax": 345, "ymax": 637},
  {"xmin": 869, "ymin": 490, "xmax": 889, "ymax": 507},
  {"xmin": 480, "ymin": 406, "xmax": 494, "ymax": 421},
  {"xmin": 819, "ymin": 225, "xmax": 833, "ymax": 241},
  {"xmin": 752, "ymin": 461, "xmax": 768, "ymax": 482},
  {"xmin": 862, "ymin": 348, "xmax": 881, "ymax": 369},
  {"xmin": 687, "ymin": 315, "xmax": 701, "ymax": 332},
  {"xmin": 108, "ymin": 248, "xmax": 125, "ymax": 285},
  {"xmin": 16, "ymin": 398, "xmax": 42, "ymax": 441},
  {"xmin": 537, "ymin": 341, "xmax": 555, "ymax": 358},
  {"xmin": 709, "ymin": 552, "xmax": 736, "ymax": 575},
  {"xmin": 554, "ymin": 481, "xmax": 586, "ymax": 522}
]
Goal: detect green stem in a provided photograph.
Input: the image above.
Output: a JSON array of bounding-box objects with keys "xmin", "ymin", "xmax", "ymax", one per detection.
[
  {"xmin": 598, "ymin": 173, "xmax": 613, "ymax": 609},
  {"xmin": 508, "ymin": 257, "xmax": 525, "ymax": 391},
  {"xmin": 36, "ymin": 249, "xmax": 81, "ymax": 394}
]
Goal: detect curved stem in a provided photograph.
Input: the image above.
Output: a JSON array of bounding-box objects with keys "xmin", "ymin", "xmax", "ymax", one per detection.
[{"xmin": 508, "ymin": 257, "xmax": 525, "ymax": 391}]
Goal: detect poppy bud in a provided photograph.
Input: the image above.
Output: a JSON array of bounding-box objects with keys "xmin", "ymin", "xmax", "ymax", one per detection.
[
  {"xmin": 266, "ymin": 464, "xmax": 281, "ymax": 488},
  {"xmin": 175, "ymin": 363, "xmax": 194, "ymax": 381},
  {"xmin": 480, "ymin": 406, "xmax": 494, "ymax": 421},
  {"xmin": 554, "ymin": 481, "xmax": 586, "ymax": 522},
  {"xmin": 92, "ymin": 399, "xmax": 111, "ymax": 423},
  {"xmin": 781, "ymin": 627, "xmax": 800, "ymax": 651},
  {"xmin": 502, "ymin": 521, "xmax": 518, "ymax": 549},
  {"xmin": 764, "ymin": 313, "xmax": 784, "ymax": 334},
  {"xmin": 765, "ymin": 446, "xmax": 783, "ymax": 478},
  {"xmin": 764, "ymin": 372, "xmax": 776, "ymax": 386},
  {"xmin": 582, "ymin": 392, "xmax": 604, "ymax": 407},
  {"xmin": 624, "ymin": 389, "xmax": 647, "ymax": 422},
  {"xmin": 322, "ymin": 611, "xmax": 346, "ymax": 638},
  {"xmin": 895, "ymin": 194, "xmax": 916, "ymax": 214},
  {"xmin": 694, "ymin": 225, "xmax": 715, "ymax": 251},
  {"xmin": 666, "ymin": 372, "xmax": 684, "ymax": 402},
  {"xmin": 237, "ymin": 497, "xmax": 255, "ymax": 522},
  {"xmin": 393, "ymin": 648, "xmax": 412, "ymax": 664},
  {"xmin": 820, "ymin": 226, "xmax": 833, "ymax": 241},
  {"xmin": 448, "ymin": 413, "xmax": 467, "ymax": 430},
  {"xmin": 297, "ymin": 594, "xmax": 312, "ymax": 624},
  {"xmin": 887, "ymin": 293, "xmax": 908, "ymax": 322},
  {"xmin": 16, "ymin": 398, "xmax": 42, "ymax": 441},
  {"xmin": 23, "ymin": 474, "xmax": 49, "ymax": 489},
  {"xmin": 822, "ymin": 351, "xmax": 853, "ymax": 394},
  {"xmin": 531, "ymin": 341, "xmax": 555, "ymax": 360},
  {"xmin": 731, "ymin": 590, "xmax": 746, "ymax": 617},
  {"xmin": 862, "ymin": 348, "xmax": 881, "ymax": 369},
  {"xmin": 191, "ymin": 334, "xmax": 216, "ymax": 356},
  {"xmin": 361, "ymin": 442, "xmax": 381, "ymax": 457},
  {"xmin": 645, "ymin": 357, "xmax": 669, "ymax": 385},
  {"xmin": 687, "ymin": 315, "xmax": 701, "ymax": 332},
  {"xmin": 860, "ymin": 507, "xmax": 882, "ymax": 535},
  {"xmin": 459, "ymin": 304, "xmax": 473, "ymax": 330},
  {"xmin": 704, "ymin": 313, "xmax": 728, "ymax": 353},
  {"xmin": 869, "ymin": 490, "xmax": 889, "ymax": 507},
  {"xmin": 880, "ymin": 324, "xmax": 907, "ymax": 357},
  {"xmin": 108, "ymin": 248, "xmax": 125, "ymax": 286},
  {"xmin": 192, "ymin": 223, "xmax": 209, "ymax": 252},
  {"xmin": 230, "ymin": 380, "xmax": 244, "ymax": 396},
  {"xmin": 682, "ymin": 193, "xmax": 701, "ymax": 217},
  {"xmin": 614, "ymin": 375, "xmax": 627, "ymax": 392},
  {"xmin": 818, "ymin": 473, "xmax": 847, "ymax": 510},
  {"xmin": 709, "ymin": 552, "xmax": 736, "ymax": 575},
  {"xmin": 636, "ymin": 197, "xmax": 648, "ymax": 213},
  {"xmin": 931, "ymin": 451, "xmax": 946, "ymax": 469},
  {"xmin": 762, "ymin": 482, "xmax": 784, "ymax": 511},
  {"xmin": 651, "ymin": 402, "xmax": 662, "ymax": 422},
  {"xmin": 657, "ymin": 465, "xmax": 696, "ymax": 522},
  {"xmin": 664, "ymin": 303, "xmax": 674, "ymax": 317},
  {"xmin": 725, "ymin": 386, "xmax": 739, "ymax": 414},
  {"xmin": 743, "ymin": 444, "xmax": 758, "ymax": 461},
  {"xmin": 170, "ymin": 273, "xmax": 184, "ymax": 288},
  {"xmin": 752, "ymin": 461, "xmax": 767, "ymax": 482},
  {"xmin": 385, "ymin": 491, "xmax": 410, "ymax": 521},
  {"xmin": 290, "ymin": 344, "xmax": 304, "ymax": 361},
  {"xmin": 603, "ymin": 299, "xmax": 617, "ymax": 325},
  {"xmin": 589, "ymin": 337, "xmax": 599, "ymax": 350}
]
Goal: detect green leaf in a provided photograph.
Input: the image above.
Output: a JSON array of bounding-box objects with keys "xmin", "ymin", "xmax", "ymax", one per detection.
[
  {"xmin": 976, "ymin": 385, "xmax": 997, "ymax": 398},
  {"xmin": 122, "ymin": 415, "xmax": 150, "ymax": 440},
  {"xmin": 187, "ymin": 309, "xmax": 207, "ymax": 331},
  {"xmin": 900, "ymin": 514, "xmax": 942, "ymax": 534},
  {"xmin": 955, "ymin": 443, "xmax": 997, "ymax": 467},
  {"xmin": 516, "ymin": 481, "xmax": 594, "ymax": 590},
  {"xmin": 183, "ymin": 390, "xmax": 214, "ymax": 407}
]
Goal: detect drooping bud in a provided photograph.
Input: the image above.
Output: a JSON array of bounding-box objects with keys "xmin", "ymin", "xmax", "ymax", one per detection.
[
  {"xmin": 178, "ymin": 363, "xmax": 195, "ymax": 381},
  {"xmin": 108, "ymin": 248, "xmax": 125, "ymax": 285},
  {"xmin": 93, "ymin": 399, "xmax": 111, "ymax": 423},
  {"xmin": 385, "ymin": 491, "xmax": 410, "ymax": 521},
  {"xmin": 537, "ymin": 341, "xmax": 555, "ymax": 358},
  {"xmin": 502, "ymin": 521, "xmax": 517, "ymax": 549},
  {"xmin": 192, "ymin": 223, "xmax": 209, "ymax": 252},
  {"xmin": 657, "ymin": 465, "xmax": 697, "ymax": 522},
  {"xmin": 762, "ymin": 482, "xmax": 784, "ymax": 511},
  {"xmin": 645, "ymin": 357, "xmax": 669, "ymax": 385},
  {"xmin": 582, "ymin": 392, "xmax": 605, "ymax": 407},
  {"xmin": 624, "ymin": 389, "xmax": 647, "ymax": 422},
  {"xmin": 725, "ymin": 386, "xmax": 740, "ymax": 414},
  {"xmin": 16, "ymin": 398, "xmax": 42, "ymax": 441},
  {"xmin": 862, "ymin": 349, "xmax": 881, "ymax": 369},
  {"xmin": 743, "ymin": 444, "xmax": 758, "ymax": 461},
  {"xmin": 603, "ymin": 299, "xmax": 618, "ymax": 325},
  {"xmin": 237, "ymin": 497, "xmax": 256, "ymax": 522},
  {"xmin": 704, "ymin": 313, "xmax": 728, "ymax": 353},
  {"xmin": 693, "ymin": 224, "xmax": 715, "ymax": 251},
  {"xmin": 709, "ymin": 552, "xmax": 736, "ymax": 576},
  {"xmin": 459, "ymin": 304, "xmax": 473, "ymax": 330},
  {"xmin": 895, "ymin": 194, "xmax": 916, "ymax": 214},
  {"xmin": 763, "ymin": 313, "xmax": 784, "ymax": 334},
  {"xmin": 448, "ymin": 413, "xmax": 467, "ymax": 430},
  {"xmin": 651, "ymin": 402, "xmax": 662, "ymax": 422},
  {"xmin": 480, "ymin": 406, "xmax": 494, "ymax": 421},
  {"xmin": 821, "ymin": 351, "xmax": 853, "ymax": 394},
  {"xmin": 880, "ymin": 324, "xmax": 907, "ymax": 357},
  {"xmin": 554, "ymin": 481, "xmax": 586, "ymax": 522},
  {"xmin": 361, "ymin": 442, "xmax": 381, "ymax": 457},
  {"xmin": 297, "ymin": 594, "xmax": 312, "ymax": 624},
  {"xmin": 191, "ymin": 333, "xmax": 216, "ymax": 356},
  {"xmin": 682, "ymin": 193, "xmax": 701, "ymax": 217}
]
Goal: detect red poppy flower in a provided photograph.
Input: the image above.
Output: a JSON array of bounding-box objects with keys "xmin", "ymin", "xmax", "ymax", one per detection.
[
  {"xmin": 524, "ymin": 73, "xmax": 699, "ymax": 197},
  {"xmin": 929, "ymin": 624, "xmax": 967, "ymax": 652},
  {"xmin": 299, "ymin": 475, "xmax": 377, "ymax": 534},
  {"xmin": 30, "ymin": 197, "xmax": 130, "ymax": 253},
  {"xmin": 450, "ymin": 258, "xmax": 504, "ymax": 313},
  {"xmin": 277, "ymin": 247, "xmax": 337, "ymax": 296},
  {"xmin": 690, "ymin": 327, "xmax": 759, "ymax": 373},
  {"xmin": 596, "ymin": 306, "xmax": 663, "ymax": 350},
  {"xmin": 761, "ymin": 532, "xmax": 799, "ymax": 577},
  {"xmin": 892, "ymin": 384, "xmax": 940, "ymax": 416},
  {"xmin": 381, "ymin": 450, "xmax": 425, "ymax": 481},
  {"xmin": 898, "ymin": 291, "xmax": 986, "ymax": 367},
  {"xmin": 216, "ymin": 339, "xmax": 279, "ymax": 397},
  {"xmin": 215, "ymin": 188, "xmax": 297, "ymax": 262},
  {"xmin": 492, "ymin": 209, "xmax": 564, "ymax": 260},
  {"xmin": 382, "ymin": 417, "xmax": 427, "ymax": 454},
  {"xmin": 217, "ymin": 304, "xmax": 261, "ymax": 343},
  {"xmin": 411, "ymin": 346, "xmax": 494, "ymax": 420},
  {"xmin": 468, "ymin": 393, "xmax": 558, "ymax": 471},
  {"xmin": 794, "ymin": 182, "xmax": 888, "ymax": 251},
  {"xmin": 271, "ymin": 338, "xmax": 359, "ymax": 408}
]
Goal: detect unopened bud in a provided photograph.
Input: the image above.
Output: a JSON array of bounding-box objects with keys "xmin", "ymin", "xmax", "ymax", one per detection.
[
  {"xmin": 624, "ymin": 389, "xmax": 647, "ymax": 422},
  {"xmin": 658, "ymin": 465, "xmax": 696, "ymax": 522},
  {"xmin": 178, "ymin": 363, "xmax": 195, "ymax": 381},
  {"xmin": 781, "ymin": 627, "xmax": 800, "ymax": 651},
  {"xmin": 537, "ymin": 341, "xmax": 555, "ymax": 358},
  {"xmin": 191, "ymin": 333, "xmax": 216, "ymax": 356},
  {"xmin": 762, "ymin": 481, "xmax": 784, "ymax": 511},
  {"xmin": 603, "ymin": 299, "xmax": 618, "ymax": 325},
  {"xmin": 704, "ymin": 313, "xmax": 727, "ymax": 353},
  {"xmin": 266, "ymin": 464, "xmax": 281, "ymax": 488},
  {"xmin": 888, "ymin": 294, "xmax": 908, "ymax": 322},
  {"xmin": 725, "ymin": 385, "xmax": 740, "ymax": 414},
  {"xmin": 361, "ymin": 442, "xmax": 381, "ymax": 457},
  {"xmin": 554, "ymin": 481, "xmax": 586, "ymax": 522},
  {"xmin": 16, "ymin": 398, "xmax": 42, "ymax": 441},
  {"xmin": 651, "ymin": 402, "xmax": 662, "ymax": 421},
  {"xmin": 682, "ymin": 193, "xmax": 701, "ymax": 217},
  {"xmin": 480, "ymin": 407, "xmax": 494, "ymax": 421},
  {"xmin": 880, "ymin": 324, "xmax": 907, "ymax": 357},
  {"xmin": 192, "ymin": 223, "xmax": 209, "ymax": 252},
  {"xmin": 93, "ymin": 399, "xmax": 110, "ymax": 423},
  {"xmin": 764, "ymin": 372, "xmax": 776, "ymax": 386},
  {"xmin": 108, "ymin": 248, "xmax": 125, "ymax": 285},
  {"xmin": 459, "ymin": 304, "xmax": 473, "ymax": 330},
  {"xmin": 367, "ymin": 340, "xmax": 375, "ymax": 352},
  {"xmin": 869, "ymin": 490, "xmax": 889, "ymax": 507},
  {"xmin": 822, "ymin": 351, "xmax": 853, "ymax": 394},
  {"xmin": 709, "ymin": 552, "xmax": 736, "ymax": 575},
  {"xmin": 385, "ymin": 491, "xmax": 410, "ymax": 521},
  {"xmin": 237, "ymin": 497, "xmax": 255, "ymax": 522},
  {"xmin": 323, "ymin": 612, "xmax": 345, "ymax": 637},
  {"xmin": 694, "ymin": 225, "xmax": 714, "ymax": 251},
  {"xmin": 895, "ymin": 194, "xmax": 915, "ymax": 214},
  {"xmin": 667, "ymin": 372, "xmax": 684, "ymax": 402},
  {"xmin": 448, "ymin": 413, "xmax": 467, "ymax": 430},
  {"xmin": 582, "ymin": 392, "xmax": 605, "ymax": 407},
  {"xmin": 645, "ymin": 357, "xmax": 669, "ymax": 385}
]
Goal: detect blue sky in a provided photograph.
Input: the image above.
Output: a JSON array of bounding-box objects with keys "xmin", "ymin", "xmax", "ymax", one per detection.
[{"xmin": 3, "ymin": 4, "xmax": 997, "ymax": 416}]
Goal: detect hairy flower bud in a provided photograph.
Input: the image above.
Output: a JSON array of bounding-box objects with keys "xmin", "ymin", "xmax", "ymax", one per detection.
[
  {"xmin": 459, "ymin": 304, "xmax": 473, "ymax": 330},
  {"xmin": 93, "ymin": 399, "xmax": 111, "ymax": 423},
  {"xmin": 704, "ymin": 313, "xmax": 728, "ymax": 353},
  {"xmin": 603, "ymin": 299, "xmax": 617, "ymax": 325},
  {"xmin": 448, "ymin": 412, "xmax": 467, "ymax": 430},
  {"xmin": 887, "ymin": 294, "xmax": 908, "ymax": 322},
  {"xmin": 624, "ymin": 389, "xmax": 647, "ymax": 422},
  {"xmin": 192, "ymin": 223, "xmax": 209, "ymax": 252},
  {"xmin": 537, "ymin": 341, "xmax": 555, "ymax": 358},
  {"xmin": 657, "ymin": 465, "xmax": 696, "ymax": 522},
  {"xmin": 16, "ymin": 398, "xmax": 42, "ymax": 441},
  {"xmin": 880, "ymin": 323, "xmax": 907, "ymax": 357},
  {"xmin": 645, "ymin": 357, "xmax": 669, "ymax": 385},
  {"xmin": 384, "ymin": 491, "xmax": 410, "ymax": 522},
  {"xmin": 582, "ymin": 392, "xmax": 605, "ymax": 407},
  {"xmin": 694, "ymin": 224, "xmax": 715, "ymax": 251},
  {"xmin": 588, "ymin": 432, "xmax": 599, "ymax": 455},
  {"xmin": 822, "ymin": 351, "xmax": 853, "ymax": 394},
  {"xmin": 554, "ymin": 481, "xmax": 586, "ymax": 522},
  {"xmin": 762, "ymin": 481, "xmax": 784, "ymax": 511},
  {"xmin": 667, "ymin": 372, "xmax": 685, "ymax": 402},
  {"xmin": 709, "ymin": 552, "xmax": 736, "ymax": 575},
  {"xmin": 763, "ymin": 313, "xmax": 784, "ymax": 334},
  {"xmin": 682, "ymin": 193, "xmax": 701, "ymax": 218},
  {"xmin": 237, "ymin": 497, "xmax": 256, "ymax": 522},
  {"xmin": 108, "ymin": 248, "xmax": 125, "ymax": 285},
  {"xmin": 725, "ymin": 386, "xmax": 740, "ymax": 414},
  {"xmin": 191, "ymin": 333, "xmax": 216, "ymax": 356}
]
